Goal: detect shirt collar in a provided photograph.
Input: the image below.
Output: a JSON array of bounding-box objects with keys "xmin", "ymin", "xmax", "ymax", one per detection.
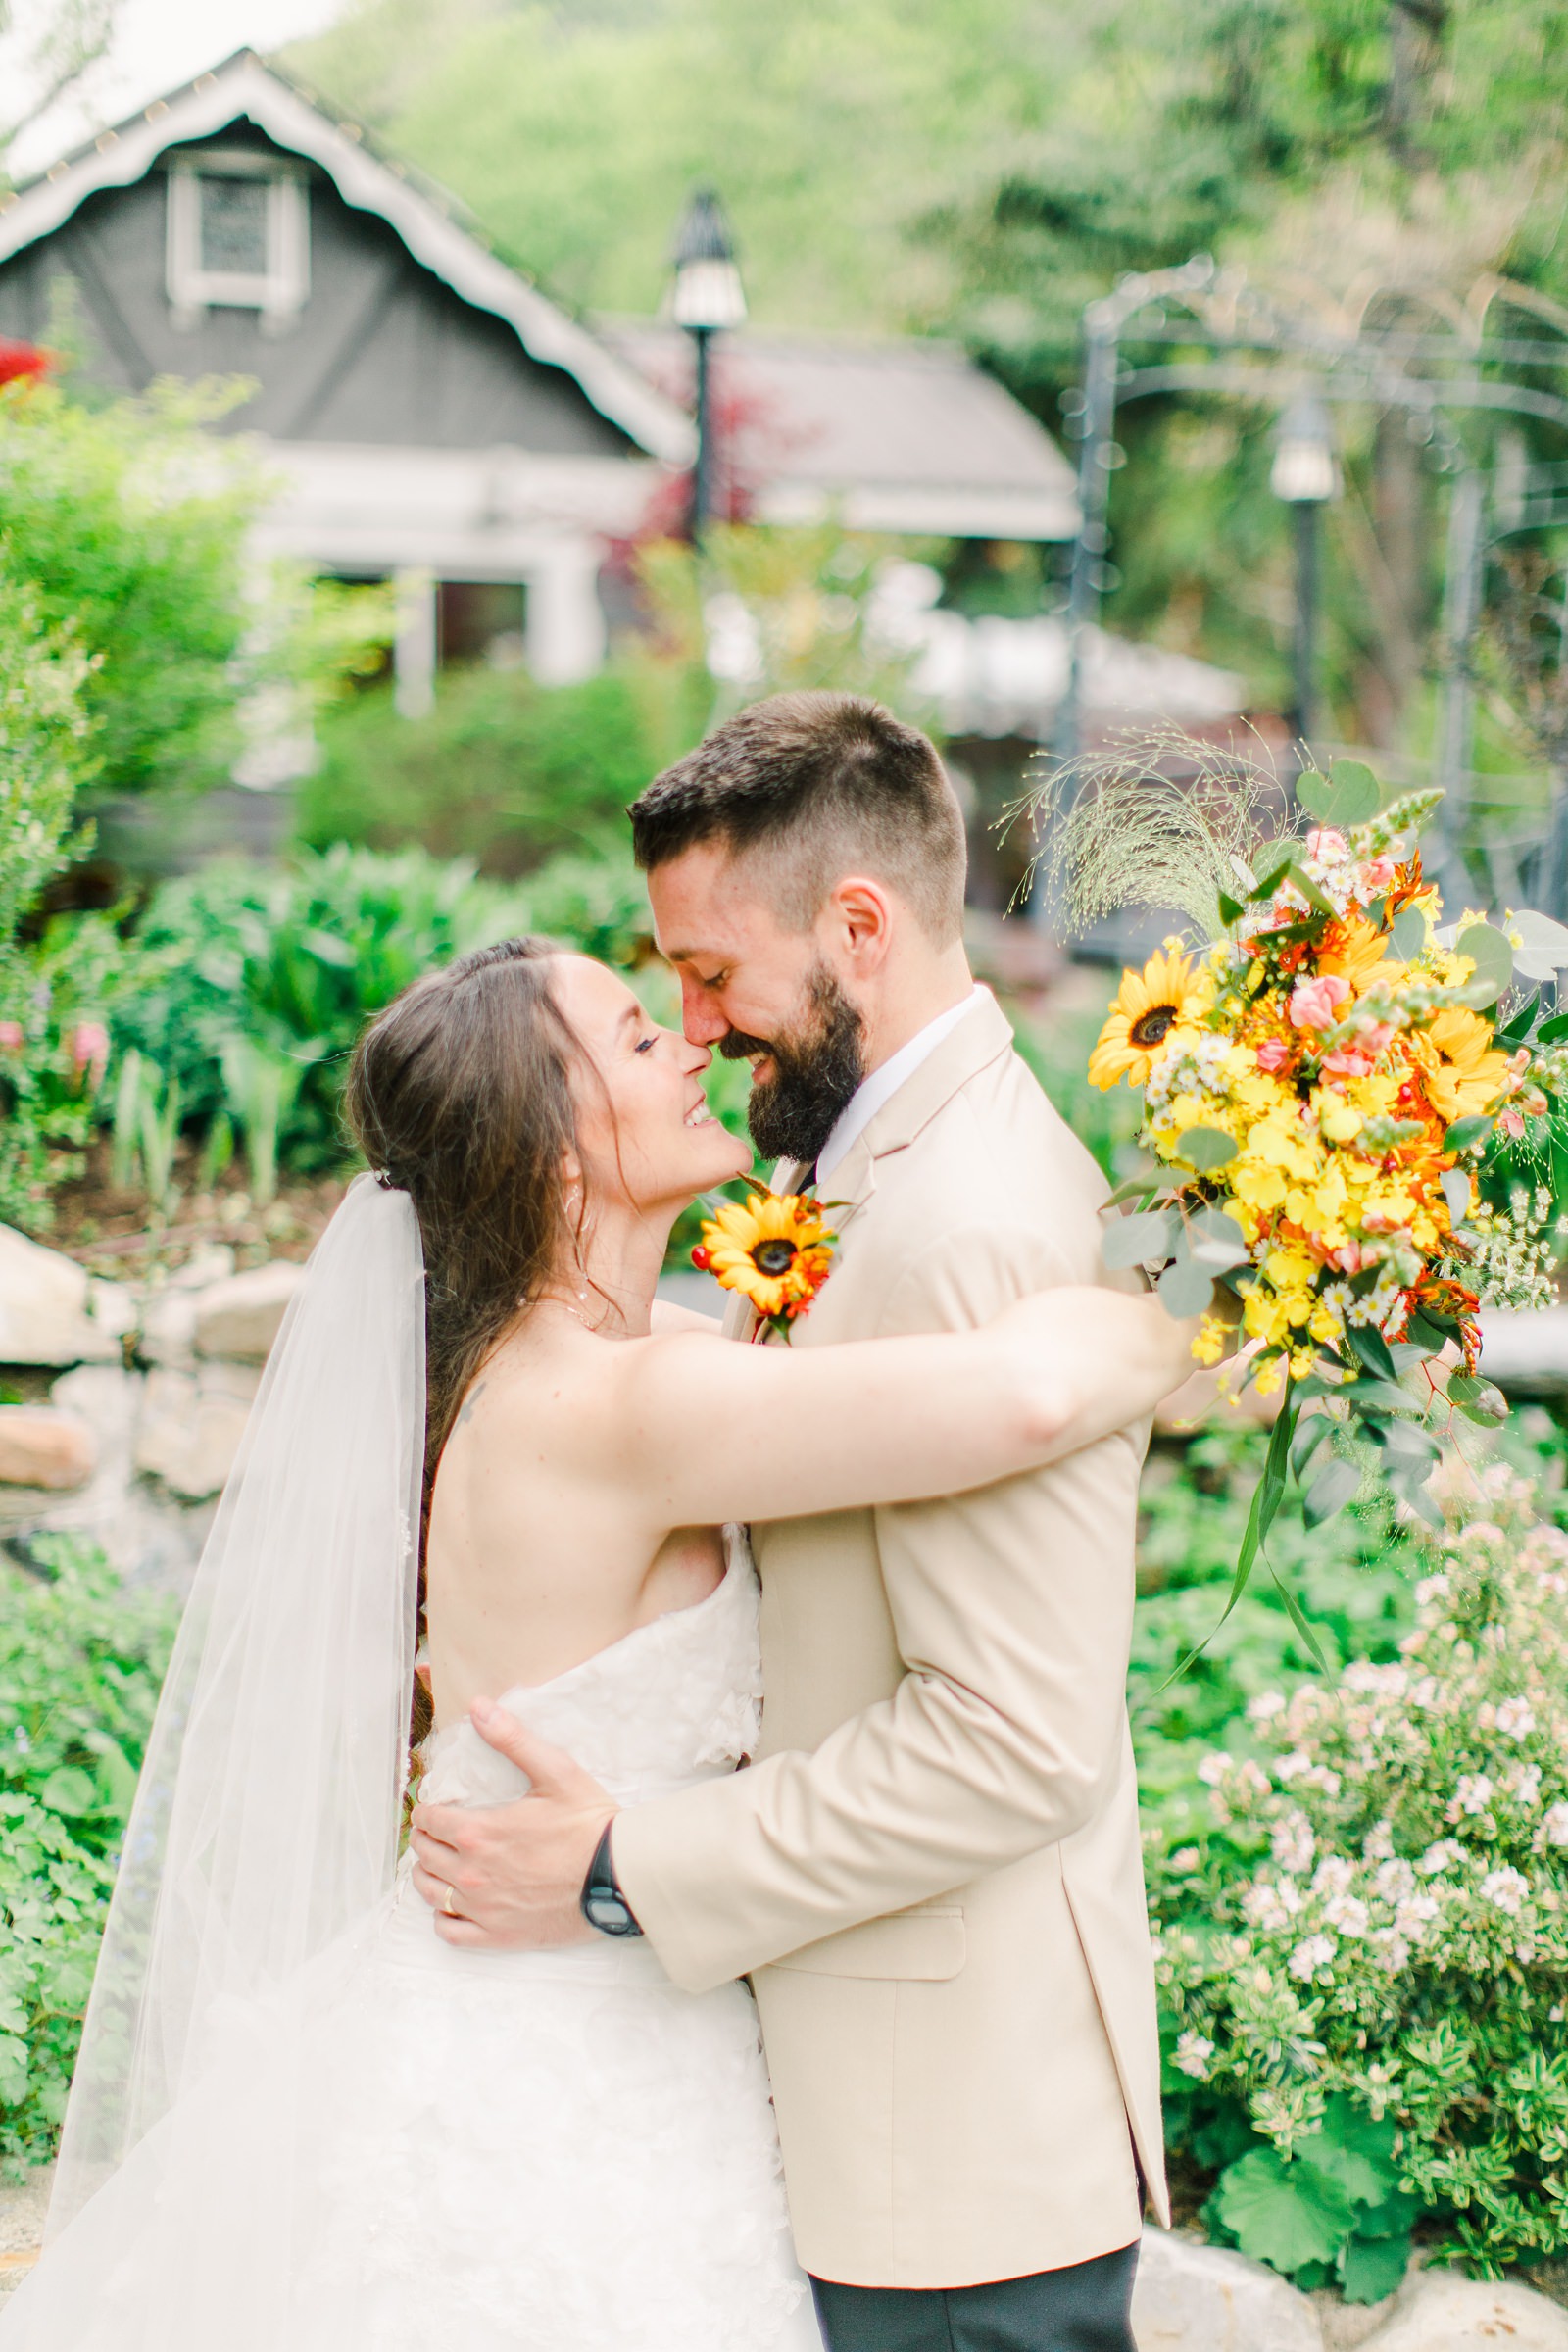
[{"xmin": 814, "ymin": 985, "xmax": 990, "ymax": 1188}]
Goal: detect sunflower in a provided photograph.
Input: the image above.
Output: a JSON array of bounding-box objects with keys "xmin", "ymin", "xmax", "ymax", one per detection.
[
  {"xmin": 1413, "ymin": 1009, "xmax": 1513, "ymax": 1124},
  {"xmin": 1088, "ymin": 948, "xmax": 1210, "ymax": 1089},
  {"xmin": 696, "ymin": 1189, "xmax": 838, "ymax": 1331}
]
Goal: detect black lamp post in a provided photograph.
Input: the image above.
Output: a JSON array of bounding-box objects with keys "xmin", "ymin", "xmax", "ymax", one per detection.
[
  {"xmin": 1270, "ymin": 392, "xmax": 1340, "ymax": 754},
  {"xmin": 670, "ymin": 185, "xmax": 746, "ymax": 544}
]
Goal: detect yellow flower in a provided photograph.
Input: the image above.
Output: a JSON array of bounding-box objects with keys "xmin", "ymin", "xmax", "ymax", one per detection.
[
  {"xmin": 1317, "ymin": 913, "xmax": 1398, "ymax": 994},
  {"xmin": 1192, "ymin": 1314, "xmax": 1228, "ymax": 1367},
  {"xmin": 699, "ymin": 1190, "xmax": 838, "ymax": 1328},
  {"xmin": 1414, "ymin": 1009, "xmax": 1513, "ymax": 1124},
  {"xmin": 1088, "ymin": 949, "xmax": 1210, "ymax": 1088}
]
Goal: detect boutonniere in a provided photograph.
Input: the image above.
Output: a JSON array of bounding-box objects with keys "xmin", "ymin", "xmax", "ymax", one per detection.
[{"xmin": 692, "ymin": 1185, "xmax": 840, "ymax": 1342}]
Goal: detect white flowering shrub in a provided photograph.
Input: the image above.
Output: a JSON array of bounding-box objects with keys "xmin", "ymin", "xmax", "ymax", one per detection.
[{"xmin": 1155, "ymin": 1458, "xmax": 1568, "ymax": 2292}]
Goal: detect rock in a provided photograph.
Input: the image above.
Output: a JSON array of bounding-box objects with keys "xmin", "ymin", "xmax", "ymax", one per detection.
[
  {"xmin": 1133, "ymin": 2227, "xmax": 1324, "ymax": 2352},
  {"xmin": 193, "ymin": 1261, "xmax": 304, "ymax": 1363},
  {"xmin": 0, "ymin": 2165, "xmax": 49, "ymax": 2305},
  {"xmin": 0, "ymin": 1408, "xmax": 95, "ymax": 1490},
  {"xmin": 134, "ymin": 1362, "xmax": 260, "ymax": 1501},
  {"xmin": 1358, "ymin": 2267, "xmax": 1568, "ymax": 2352},
  {"xmin": 1479, "ymin": 1307, "xmax": 1568, "ymax": 1397},
  {"xmin": 0, "ymin": 1224, "xmax": 118, "ymax": 1367},
  {"xmin": 34, "ymin": 1365, "xmax": 212, "ymax": 1592},
  {"xmin": 137, "ymin": 1284, "xmax": 199, "ymax": 1368}
]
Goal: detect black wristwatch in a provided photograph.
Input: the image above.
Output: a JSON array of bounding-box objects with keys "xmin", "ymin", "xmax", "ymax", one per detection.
[{"xmin": 581, "ymin": 1822, "xmax": 643, "ymax": 1938}]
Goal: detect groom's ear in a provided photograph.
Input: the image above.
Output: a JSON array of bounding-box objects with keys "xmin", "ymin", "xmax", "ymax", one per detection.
[{"xmin": 823, "ymin": 875, "xmax": 897, "ymax": 971}]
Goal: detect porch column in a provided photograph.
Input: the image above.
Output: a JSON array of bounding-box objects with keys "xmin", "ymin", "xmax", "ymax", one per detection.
[
  {"xmin": 525, "ymin": 538, "xmax": 606, "ymax": 684},
  {"xmin": 393, "ymin": 566, "xmax": 436, "ymax": 718}
]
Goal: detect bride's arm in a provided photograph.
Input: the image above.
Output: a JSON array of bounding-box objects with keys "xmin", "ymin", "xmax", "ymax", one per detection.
[{"xmin": 595, "ymin": 1276, "xmax": 1194, "ymax": 1531}]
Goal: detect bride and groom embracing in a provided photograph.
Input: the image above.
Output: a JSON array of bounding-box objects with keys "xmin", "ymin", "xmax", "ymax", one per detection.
[{"xmin": 6, "ymin": 692, "xmax": 1192, "ymax": 2352}]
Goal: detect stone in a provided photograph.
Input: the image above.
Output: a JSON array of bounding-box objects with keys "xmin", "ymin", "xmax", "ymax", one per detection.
[
  {"xmin": 0, "ymin": 2165, "xmax": 49, "ymax": 2305},
  {"xmin": 134, "ymin": 1361, "xmax": 260, "ymax": 1501},
  {"xmin": 1478, "ymin": 1306, "xmax": 1568, "ymax": 1398},
  {"xmin": 1133, "ymin": 2227, "xmax": 1324, "ymax": 2352},
  {"xmin": 0, "ymin": 1408, "xmax": 95, "ymax": 1490},
  {"xmin": 1358, "ymin": 2267, "xmax": 1568, "ymax": 2352},
  {"xmin": 193, "ymin": 1261, "xmax": 304, "ymax": 1363},
  {"xmin": 0, "ymin": 1224, "xmax": 118, "ymax": 1367}
]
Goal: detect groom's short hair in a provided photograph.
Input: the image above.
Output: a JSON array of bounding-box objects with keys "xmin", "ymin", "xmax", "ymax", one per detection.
[{"xmin": 628, "ymin": 691, "xmax": 967, "ymax": 942}]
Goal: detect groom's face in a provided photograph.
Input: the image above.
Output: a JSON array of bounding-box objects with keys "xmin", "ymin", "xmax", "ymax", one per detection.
[{"xmin": 647, "ymin": 845, "xmax": 867, "ymax": 1165}]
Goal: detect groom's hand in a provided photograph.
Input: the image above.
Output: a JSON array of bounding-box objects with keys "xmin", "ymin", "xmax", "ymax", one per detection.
[{"xmin": 410, "ymin": 1700, "xmax": 614, "ymax": 1949}]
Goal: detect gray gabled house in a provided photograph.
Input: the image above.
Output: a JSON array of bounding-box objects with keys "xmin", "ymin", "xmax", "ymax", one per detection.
[{"xmin": 0, "ymin": 48, "xmax": 692, "ymax": 709}]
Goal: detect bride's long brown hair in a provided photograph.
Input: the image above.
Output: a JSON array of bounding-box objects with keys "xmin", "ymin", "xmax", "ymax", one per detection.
[{"xmin": 345, "ymin": 937, "xmax": 589, "ymax": 1732}]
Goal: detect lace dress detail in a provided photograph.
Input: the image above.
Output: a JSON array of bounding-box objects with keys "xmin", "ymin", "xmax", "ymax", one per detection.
[{"xmin": 4, "ymin": 1532, "xmax": 822, "ymax": 2352}]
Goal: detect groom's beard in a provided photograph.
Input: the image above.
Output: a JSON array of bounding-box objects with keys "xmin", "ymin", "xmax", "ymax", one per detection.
[{"xmin": 719, "ymin": 965, "xmax": 866, "ymax": 1166}]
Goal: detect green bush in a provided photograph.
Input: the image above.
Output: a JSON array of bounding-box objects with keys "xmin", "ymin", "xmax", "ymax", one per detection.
[
  {"xmin": 0, "ymin": 1538, "xmax": 176, "ymax": 2167},
  {"xmin": 296, "ymin": 665, "xmax": 659, "ymax": 876},
  {"xmin": 0, "ymin": 380, "xmax": 262, "ymax": 804},
  {"xmin": 1154, "ymin": 1457, "xmax": 1568, "ymax": 2288}
]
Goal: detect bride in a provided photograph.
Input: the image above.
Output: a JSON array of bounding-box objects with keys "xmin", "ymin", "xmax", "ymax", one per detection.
[{"xmin": 2, "ymin": 937, "xmax": 1190, "ymax": 2352}]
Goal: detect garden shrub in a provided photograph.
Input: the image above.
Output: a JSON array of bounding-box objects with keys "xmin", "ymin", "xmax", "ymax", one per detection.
[
  {"xmin": 1155, "ymin": 1456, "xmax": 1568, "ymax": 2289},
  {"xmin": 296, "ymin": 665, "xmax": 658, "ymax": 876},
  {"xmin": 0, "ymin": 1538, "xmax": 175, "ymax": 2169}
]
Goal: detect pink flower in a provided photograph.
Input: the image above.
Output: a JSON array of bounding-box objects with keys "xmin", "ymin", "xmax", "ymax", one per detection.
[
  {"xmin": 1255, "ymin": 1036, "xmax": 1292, "ymax": 1073},
  {"xmin": 70, "ymin": 1021, "xmax": 110, "ymax": 1086},
  {"xmin": 0, "ymin": 1021, "xmax": 23, "ymax": 1053},
  {"xmin": 1321, "ymin": 1048, "xmax": 1373, "ymax": 1077},
  {"xmin": 1497, "ymin": 1105, "xmax": 1525, "ymax": 1139},
  {"xmin": 1306, "ymin": 827, "xmax": 1348, "ymax": 861},
  {"xmin": 1332, "ymin": 1243, "xmax": 1365, "ymax": 1274},
  {"xmin": 1360, "ymin": 855, "xmax": 1396, "ymax": 892},
  {"xmin": 1289, "ymin": 973, "xmax": 1351, "ymax": 1031}
]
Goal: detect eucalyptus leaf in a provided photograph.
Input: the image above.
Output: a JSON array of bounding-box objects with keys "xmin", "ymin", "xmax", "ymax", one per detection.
[
  {"xmin": 1440, "ymin": 1167, "xmax": 1473, "ymax": 1223},
  {"xmin": 1304, "ymin": 1456, "xmax": 1361, "ymax": 1527},
  {"xmin": 1175, "ymin": 1125, "xmax": 1238, "ymax": 1172},
  {"xmin": 1296, "ymin": 771, "xmax": 1334, "ymax": 821},
  {"xmin": 1102, "ymin": 1209, "xmax": 1176, "ymax": 1270},
  {"xmin": 1157, "ymin": 1256, "xmax": 1217, "ymax": 1318},
  {"xmin": 1390, "ymin": 904, "xmax": 1427, "ymax": 960},
  {"xmin": 1444, "ymin": 1113, "xmax": 1494, "ymax": 1153},
  {"xmin": 1456, "ymin": 921, "xmax": 1513, "ymax": 1005},
  {"xmin": 1507, "ymin": 909, "xmax": 1568, "ymax": 972},
  {"xmin": 1324, "ymin": 759, "xmax": 1380, "ymax": 824}
]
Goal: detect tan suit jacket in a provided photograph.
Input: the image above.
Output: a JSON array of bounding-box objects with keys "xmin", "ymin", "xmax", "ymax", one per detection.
[{"xmin": 613, "ymin": 992, "xmax": 1168, "ymax": 2289}]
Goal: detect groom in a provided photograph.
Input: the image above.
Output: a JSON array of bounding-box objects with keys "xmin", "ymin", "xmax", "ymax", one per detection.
[{"xmin": 412, "ymin": 691, "xmax": 1166, "ymax": 2352}]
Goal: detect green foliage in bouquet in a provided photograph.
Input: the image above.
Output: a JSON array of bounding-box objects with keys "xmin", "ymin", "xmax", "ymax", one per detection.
[
  {"xmin": 0, "ymin": 1539, "xmax": 176, "ymax": 2169},
  {"xmin": 1154, "ymin": 1460, "xmax": 1568, "ymax": 2286}
]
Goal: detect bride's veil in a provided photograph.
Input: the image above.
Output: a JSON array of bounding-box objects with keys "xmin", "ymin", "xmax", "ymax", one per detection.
[{"xmin": 36, "ymin": 1172, "xmax": 425, "ymax": 2285}]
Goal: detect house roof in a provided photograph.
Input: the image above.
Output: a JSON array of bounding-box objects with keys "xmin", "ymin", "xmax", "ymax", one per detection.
[
  {"xmin": 0, "ymin": 49, "xmax": 693, "ymax": 466},
  {"xmin": 603, "ymin": 320, "xmax": 1081, "ymax": 541}
]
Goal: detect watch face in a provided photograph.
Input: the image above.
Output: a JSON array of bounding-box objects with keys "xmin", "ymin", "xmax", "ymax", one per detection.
[{"xmin": 585, "ymin": 1886, "xmax": 635, "ymax": 1936}]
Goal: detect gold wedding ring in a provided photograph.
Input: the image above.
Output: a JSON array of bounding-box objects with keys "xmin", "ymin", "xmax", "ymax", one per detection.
[{"xmin": 442, "ymin": 1882, "xmax": 460, "ymax": 1917}]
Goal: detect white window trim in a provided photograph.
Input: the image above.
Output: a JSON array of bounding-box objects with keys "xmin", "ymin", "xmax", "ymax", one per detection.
[{"xmin": 166, "ymin": 150, "xmax": 310, "ymax": 329}]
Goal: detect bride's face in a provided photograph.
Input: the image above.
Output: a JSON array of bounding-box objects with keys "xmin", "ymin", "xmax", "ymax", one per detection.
[{"xmin": 550, "ymin": 954, "xmax": 752, "ymax": 1213}]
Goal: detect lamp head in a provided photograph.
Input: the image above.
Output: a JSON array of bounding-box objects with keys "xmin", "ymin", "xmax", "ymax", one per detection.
[
  {"xmin": 1271, "ymin": 393, "xmax": 1340, "ymax": 506},
  {"xmin": 671, "ymin": 185, "xmax": 747, "ymax": 331}
]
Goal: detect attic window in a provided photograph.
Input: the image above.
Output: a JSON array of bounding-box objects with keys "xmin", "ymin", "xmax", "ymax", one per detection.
[{"xmin": 166, "ymin": 151, "xmax": 309, "ymax": 328}]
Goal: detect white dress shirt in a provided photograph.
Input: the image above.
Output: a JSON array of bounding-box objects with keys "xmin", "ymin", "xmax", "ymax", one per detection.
[{"xmin": 812, "ymin": 985, "xmax": 991, "ymax": 1188}]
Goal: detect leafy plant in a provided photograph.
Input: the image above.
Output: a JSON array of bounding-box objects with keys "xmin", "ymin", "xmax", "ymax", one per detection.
[
  {"xmin": 0, "ymin": 1536, "xmax": 175, "ymax": 2169},
  {"xmin": 1155, "ymin": 1457, "xmax": 1568, "ymax": 2282}
]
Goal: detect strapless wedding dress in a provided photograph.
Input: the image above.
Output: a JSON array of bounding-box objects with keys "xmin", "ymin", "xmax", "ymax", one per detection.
[{"xmin": 3, "ymin": 1531, "xmax": 823, "ymax": 2352}]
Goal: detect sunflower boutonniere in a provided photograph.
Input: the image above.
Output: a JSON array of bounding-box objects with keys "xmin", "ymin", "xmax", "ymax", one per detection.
[{"xmin": 693, "ymin": 1186, "xmax": 840, "ymax": 1341}]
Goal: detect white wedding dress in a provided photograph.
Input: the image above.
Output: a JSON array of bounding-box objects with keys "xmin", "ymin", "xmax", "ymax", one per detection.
[{"xmin": 4, "ymin": 1527, "xmax": 823, "ymax": 2351}]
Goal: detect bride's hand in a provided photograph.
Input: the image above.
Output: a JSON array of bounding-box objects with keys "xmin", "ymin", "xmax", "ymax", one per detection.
[{"xmin": 989, "ymin": 1283, "xmax": 1199, "ymax": 1443}]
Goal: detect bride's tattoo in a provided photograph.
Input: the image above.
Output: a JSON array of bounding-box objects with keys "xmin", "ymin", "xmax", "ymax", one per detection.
[{"xmin": 458, "ymin": 1381, "xmax": 487, "ymax": 1426}]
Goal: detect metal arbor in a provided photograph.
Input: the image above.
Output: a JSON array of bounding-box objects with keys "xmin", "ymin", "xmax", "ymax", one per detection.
[{"xmin": 1055, "ymin": 258, "xmax": 1568, "ymax": 906}]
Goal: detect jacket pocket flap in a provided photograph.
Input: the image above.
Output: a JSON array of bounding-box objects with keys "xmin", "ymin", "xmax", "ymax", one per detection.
[{"xmin": 767, "ymin": 1906, "xmax": 965, "ymax": 1982}]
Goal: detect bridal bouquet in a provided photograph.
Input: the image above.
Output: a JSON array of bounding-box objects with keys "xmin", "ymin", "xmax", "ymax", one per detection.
[{"xmin": 1069, "ymin": 751, "xmax": 1568, "ymax": 1641}]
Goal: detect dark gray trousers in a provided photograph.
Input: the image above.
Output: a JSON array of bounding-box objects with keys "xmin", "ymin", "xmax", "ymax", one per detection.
[{"xmin": 809, "ymin": 2240, "xmax": 1140, "ymax": 2352}]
